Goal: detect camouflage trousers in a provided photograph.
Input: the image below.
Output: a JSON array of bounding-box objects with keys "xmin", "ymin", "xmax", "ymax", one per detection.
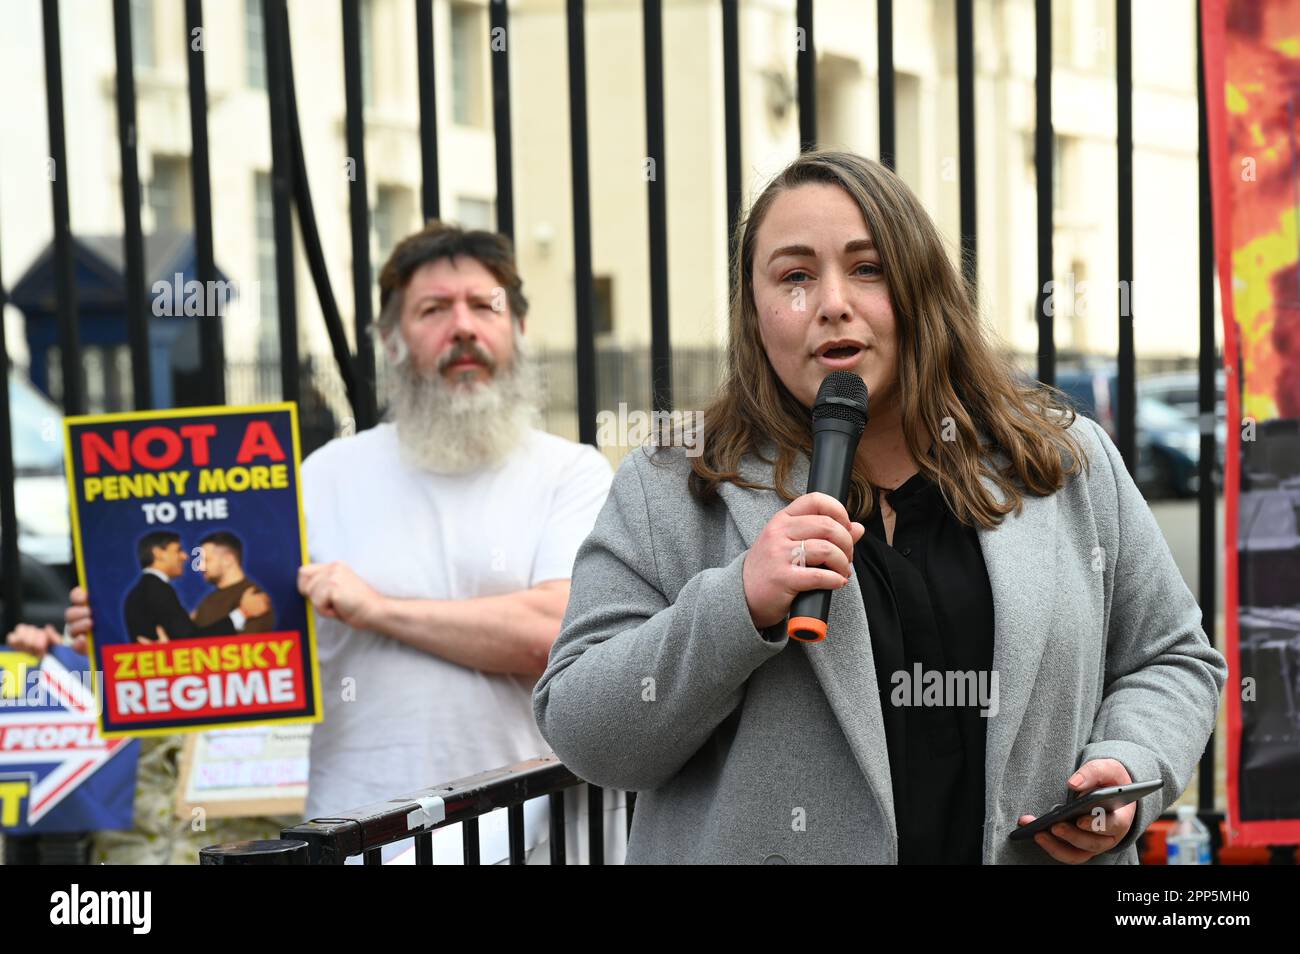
[{"xmin": 90, "ymin": 734, "xmax": 299, "ymax": 866}]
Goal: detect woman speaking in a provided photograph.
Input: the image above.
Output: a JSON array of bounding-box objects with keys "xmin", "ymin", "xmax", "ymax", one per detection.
[{"xmin": 532, "ymin": 149, "xmax": 1226, "ymax": 864}]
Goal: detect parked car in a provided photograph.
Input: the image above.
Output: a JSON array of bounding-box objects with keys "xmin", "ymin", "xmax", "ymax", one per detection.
[
  {"xmin": 1053, "ymin": 366, "xmax": 1225, "ymax": 499},
  {"xmin": 4, "ymin": 369, "xmax": 72, "ymax": 568},
  {"xmin": 0, "ymin": 552, "xmax": 74, "ymax": 630},
  {"xmin": 1136, "ymin": 369, "xmax": 1227, "ymax": 423}
]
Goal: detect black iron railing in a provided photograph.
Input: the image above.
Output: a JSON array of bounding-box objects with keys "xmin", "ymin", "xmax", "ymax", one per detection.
[{"xmin": 200, "ymin": 755, "xmax": 635, "ymax": 866}]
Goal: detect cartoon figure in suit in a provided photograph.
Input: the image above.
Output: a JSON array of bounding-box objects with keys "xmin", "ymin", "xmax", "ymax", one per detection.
[{"xmin": 123, "ymin": 531, "xmax": 269, "ymax": 643}]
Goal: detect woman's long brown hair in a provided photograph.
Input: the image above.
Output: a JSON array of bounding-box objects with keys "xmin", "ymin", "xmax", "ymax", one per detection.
[{"xmin": 669, "ymin": 148, "xmax": 1088, "ymax": 529}]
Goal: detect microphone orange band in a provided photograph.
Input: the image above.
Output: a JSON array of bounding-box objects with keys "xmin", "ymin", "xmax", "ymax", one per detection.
[{"xmin": 787, "ymin": 616, "xmax": 827, "ymax": 642}]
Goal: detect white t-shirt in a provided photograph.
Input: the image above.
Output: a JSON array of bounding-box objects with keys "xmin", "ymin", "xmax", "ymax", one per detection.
[{"xmin": 300, "ymin": 422, "xmax": 614, "ymax": 862}]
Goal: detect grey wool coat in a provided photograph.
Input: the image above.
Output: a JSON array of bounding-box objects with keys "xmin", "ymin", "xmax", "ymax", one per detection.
[{"xmin": 533, "ymin": 414, "xmax": 1227, "ymax": 864}]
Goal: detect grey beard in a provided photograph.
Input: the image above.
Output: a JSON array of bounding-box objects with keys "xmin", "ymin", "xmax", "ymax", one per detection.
[{"xmin": 389, "ymin": 339, "xmax": 542, "ymax": 475}]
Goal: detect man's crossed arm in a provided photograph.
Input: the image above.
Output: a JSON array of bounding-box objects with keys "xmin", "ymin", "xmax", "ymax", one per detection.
[{"xmin": 297, "ymin": 561, "xmax": 568, "ymax": 677}]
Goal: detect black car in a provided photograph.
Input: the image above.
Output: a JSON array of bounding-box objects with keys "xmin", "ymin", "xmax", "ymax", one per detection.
[{"xmin": 1052, "ymin": 367, "xmax": 1224, "ymax": 499}]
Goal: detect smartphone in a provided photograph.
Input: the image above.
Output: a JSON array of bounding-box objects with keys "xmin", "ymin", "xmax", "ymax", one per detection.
[{"xmin": 1008, "ymin": 779, "xmax": 1164, "ymax": 841}]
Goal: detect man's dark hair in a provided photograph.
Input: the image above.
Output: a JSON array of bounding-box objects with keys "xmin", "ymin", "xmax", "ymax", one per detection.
[
  {"xmin": 138, "ymin": 531, "xmax": 181, "ymax": 569},
  {"xmin": 375, "ymin": 220, "xmax": 529, "ymax": 338},
  {"xmin": 199, "ymin": 530, "xmax": 244, "ymax": 565}
]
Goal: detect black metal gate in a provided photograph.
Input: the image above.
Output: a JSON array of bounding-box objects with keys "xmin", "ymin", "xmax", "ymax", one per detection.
[{"xmin": 0, "ymin": 0, "xmax": 1226, "ymax": 860}]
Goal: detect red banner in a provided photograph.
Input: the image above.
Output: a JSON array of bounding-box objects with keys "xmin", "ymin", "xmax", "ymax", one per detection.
[{"xmin": 1203, "ymin": 0, "xmax": 1300, "ymax": 846}]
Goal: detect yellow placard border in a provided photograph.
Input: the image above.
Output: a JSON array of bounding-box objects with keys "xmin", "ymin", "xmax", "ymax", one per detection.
[{"xmin": 62, "ymin": 401, "xmax": 324, "ymax": 739}]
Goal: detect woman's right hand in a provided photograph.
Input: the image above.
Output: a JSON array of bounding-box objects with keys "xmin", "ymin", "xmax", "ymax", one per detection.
[{"xmin": 742, "ymin": 492, "xmax": 865, "ymax": 631}]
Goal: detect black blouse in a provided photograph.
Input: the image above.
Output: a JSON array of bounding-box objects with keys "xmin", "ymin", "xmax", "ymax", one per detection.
[{"xmin": 853, "ymin": 467, "xmax": 995, "ymax": 864}]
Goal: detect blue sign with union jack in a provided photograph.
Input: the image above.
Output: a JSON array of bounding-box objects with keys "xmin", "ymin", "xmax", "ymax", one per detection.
[{"xmin": 0, "ymin": 645, "xmax": 138, "ymax": 833}]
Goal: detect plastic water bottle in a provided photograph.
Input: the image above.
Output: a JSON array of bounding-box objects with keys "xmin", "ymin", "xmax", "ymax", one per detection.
[{"xmin": 1166, "ymin": 805, "xmax": 1211, "ymax": 865}]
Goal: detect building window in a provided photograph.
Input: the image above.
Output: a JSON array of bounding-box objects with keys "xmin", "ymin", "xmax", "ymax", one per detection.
[
  {"xmin": 131, "ymin": 0, "xmax": 154, "ymax": 71},
  {"xmin": 84, "ymin": 348, "xmax": 106, "ymax": 415},
  {"xmin": 372, "ymin": 185, "xmax": 413, "ymax": 289},
  {"xmin": 47, "ymin": 347, "xmax": 62, "ymax": 406},
  {"xmin": 361, "ymin": 0, "xmax": 376, "ymax": 109},
  {"xmin": 1068, "ymin": 258, "xmax": 1088, "ymax": 350},
  {"xmin": 254, "ymin": 172, "xmax": 280, "ymax": 359},
  {"xmin": 456, "ymin": 196, "xmax": 494, "ymax": 231},
  {"xmin": 1052, "ymin": 134, "xmax": 1069, "ymax": 214},
  {"xmin": 147, "ymin": 156, "xmax": 191, "ymax": 232},
  {"xmin": 451, "ymin": 3, "xmax": 482, "ymax": 126},
  {"xmin": 1086, "ymin": 0, "xmax": 1117, "ymax": 74},
  {"xmin": 1052, "ymin": 0, "xmax": 1116, "ymax": 74},
  {"xmin": 1052, "ymin": 0, "xmax": 1076, "ymax": 70},
  {"xmin": 113, "ymin": 345, "xmax": 134, "ymax": 412},
  {"xmin": 593, "ymin": 275, "xmax": 614, "ymax": 337},
  {"xmin": 245, "ymin": 0, "xmax": 266, "ymax": 90},
  {"xmin": 894, "ymin": 72, "xmax": 921, "ymax": 188}
]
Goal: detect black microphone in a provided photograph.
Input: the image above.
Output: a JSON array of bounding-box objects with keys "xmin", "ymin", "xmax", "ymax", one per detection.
[{"xmin": 787, "ymin": 371, "xmax": 869, "ymax": 642}]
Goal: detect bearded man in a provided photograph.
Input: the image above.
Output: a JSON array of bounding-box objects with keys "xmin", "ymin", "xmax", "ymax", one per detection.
[{"xmin": 296, "ymin": 222, "xmax": 614, "ymax": 862}]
